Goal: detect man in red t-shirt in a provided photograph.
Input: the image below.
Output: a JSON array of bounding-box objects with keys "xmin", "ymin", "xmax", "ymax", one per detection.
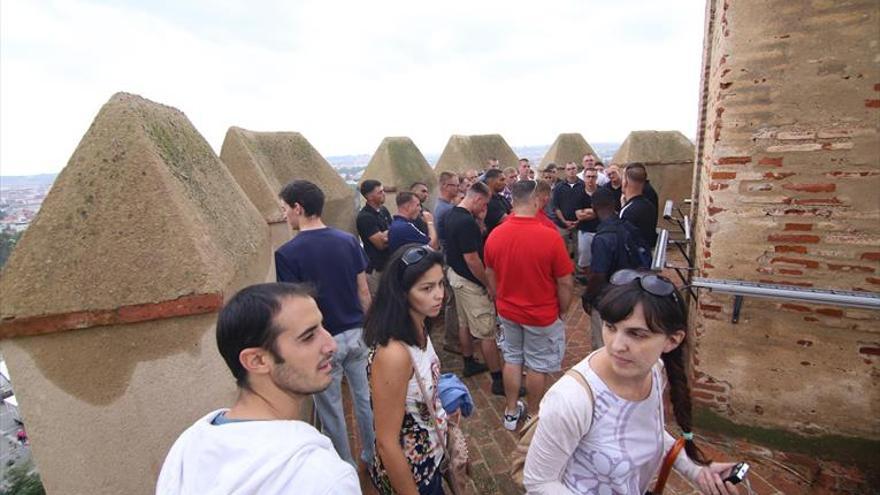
[{"xmin": 484, "ymin": 180, "xmax": 574, "ymax": 431}]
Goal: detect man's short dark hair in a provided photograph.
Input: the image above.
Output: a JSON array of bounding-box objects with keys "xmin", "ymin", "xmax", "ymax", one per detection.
[
  {"xmin": 625, "ymin": 163, "xmax": 648, "ymax": 184},
  {"xmin": 543, "ymin": 163, "xmax": 557, "ymax": 172},
  {"xmin": 591, "ymin": 187, "xmax": 616, "ymax": 212},
  {"xmin": 511, "ymin": 180, "xmax": 537, "ymax": 205},
  {"xmin": 467, "ymin": 181, "xmax": 490, "ymax": 197},
  {"xmin": 484, "ymin": 169, "xmax": 503, "ymax": 181},
  {"xmin": 519, "ymin": 158, "xmax": 529, "ymax": 163},
  {"xmin": 360, "ymin": 179, "xmax": 382, "ymax": 198},
  {"xmin": 216, "ymin": 283, "xmax": 315, "ymax": 389},
  {"xmin": 396, "ymin": 191, "xmax": 417, "ymax": 207},
  {"xmin": 410, "ymin": 181, "xmax": 428, "ymax": 190},
  {"xmin": 279, "ymin": 180, "xmax": 325, "ymax": 217}
]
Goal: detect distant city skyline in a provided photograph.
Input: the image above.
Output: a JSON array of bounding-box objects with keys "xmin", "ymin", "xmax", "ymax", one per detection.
[{"xmin": 1, "ymin": 1, "xmax": 704, "ymax": 176}]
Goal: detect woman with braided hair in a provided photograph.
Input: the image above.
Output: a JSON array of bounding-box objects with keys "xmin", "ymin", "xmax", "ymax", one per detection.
[{"xmin": 523, "ymin": 269, "xmax": 743, "ymax": 494}]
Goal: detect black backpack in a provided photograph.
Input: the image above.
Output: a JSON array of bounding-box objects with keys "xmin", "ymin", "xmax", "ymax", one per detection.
[{"xmin": 595, "ymin": 218, "xmax": 652, "ymax": 273}]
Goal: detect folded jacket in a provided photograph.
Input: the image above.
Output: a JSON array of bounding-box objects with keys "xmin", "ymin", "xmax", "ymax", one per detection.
[{"xmin": 438, "ymin": 373, "xmax": 474, "ymax": 417}]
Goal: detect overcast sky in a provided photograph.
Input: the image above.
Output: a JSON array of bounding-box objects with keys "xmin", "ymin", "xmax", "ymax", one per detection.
[{"xmin": 1, "ymin": 0, "xmax": 706, "ymax": 176}]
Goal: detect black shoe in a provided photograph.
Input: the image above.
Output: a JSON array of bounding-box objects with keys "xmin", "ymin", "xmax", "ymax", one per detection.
[
  {"xmin": 462, "ymin": 359, "xmax": 489, "ymax": 377},
  {"xmin": 491, "ymin": 379, "xmax": 505, "ymax": 396},
  {"xmin": 491, "ymin": 380, "xmax": 527, "ymax": 397}
]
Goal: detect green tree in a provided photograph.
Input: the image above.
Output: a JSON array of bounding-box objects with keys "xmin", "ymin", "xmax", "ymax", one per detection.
[
  {"xmin": 0, "ymin": 230, "xmax": 22, "ymax": 269},
  {"xmin": 0, "ymin": 463, "xmax": 46, "ymax": 495}
]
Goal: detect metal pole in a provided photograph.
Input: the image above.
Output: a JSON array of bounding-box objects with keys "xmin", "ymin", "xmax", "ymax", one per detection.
[{"xmin": 691, "ymin": 277, "xmax": 880, "ymax": 310}]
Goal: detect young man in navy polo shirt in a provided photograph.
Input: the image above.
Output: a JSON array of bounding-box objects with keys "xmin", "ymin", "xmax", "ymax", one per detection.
[
  {"xmin": 387, "ymin": 191, "xmax": 438, "ymax": 253},
  {"xmin": 275, "ymin": 180, "xmax": 375, "ymax": 470}
]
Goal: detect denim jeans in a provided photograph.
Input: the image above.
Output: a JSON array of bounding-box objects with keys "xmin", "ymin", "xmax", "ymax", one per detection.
[{"xmin": 313, "ymin": 327, "xmax": 376, "ymax": 467}]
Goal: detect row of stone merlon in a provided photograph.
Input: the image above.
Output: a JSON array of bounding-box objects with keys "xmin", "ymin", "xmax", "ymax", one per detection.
[{"xmin": 0, "ymin": 92, "xmax": 695, "ymax": 338}]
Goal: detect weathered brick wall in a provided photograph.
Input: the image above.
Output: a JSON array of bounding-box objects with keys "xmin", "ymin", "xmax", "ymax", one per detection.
[{"xmin": 691, "ymin": 0, "xmax": 879, "ymax": 439}]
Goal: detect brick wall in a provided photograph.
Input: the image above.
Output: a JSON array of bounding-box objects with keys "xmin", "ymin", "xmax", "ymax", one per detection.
[{"xmin": 690, "ymin": 0, "xmax": 879, "ymax": 439}]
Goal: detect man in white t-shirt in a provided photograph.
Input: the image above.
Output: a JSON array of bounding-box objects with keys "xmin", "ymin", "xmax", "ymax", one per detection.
[{"xmin": 157, "ymin": 283, "xmax": 360, "ymax": 495}]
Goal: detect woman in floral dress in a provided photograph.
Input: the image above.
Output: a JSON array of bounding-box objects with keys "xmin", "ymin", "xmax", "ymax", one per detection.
[{"xmin": 364, "ymin": 245, "xmax": 448, "ymax": 495}]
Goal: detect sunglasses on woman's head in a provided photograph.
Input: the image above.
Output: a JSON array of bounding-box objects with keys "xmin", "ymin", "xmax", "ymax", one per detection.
[
  {"xmin": 401, "ymin": 246, "xmax": 432, "ymax": 267},
  {"xmin": 610, "ymin": 269, "xmax": 676, "ymax": 297}
]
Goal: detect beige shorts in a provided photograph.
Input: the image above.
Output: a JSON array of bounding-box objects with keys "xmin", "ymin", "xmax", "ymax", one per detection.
[{"xmin": 447, "ymin": 269, "xmax": 496, "ymax": 340}]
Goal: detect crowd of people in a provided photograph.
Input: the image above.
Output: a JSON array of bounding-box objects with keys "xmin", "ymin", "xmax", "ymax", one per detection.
[{"xmin": 156, "ymin": 155, "xmax": 746, "ymax": 495}]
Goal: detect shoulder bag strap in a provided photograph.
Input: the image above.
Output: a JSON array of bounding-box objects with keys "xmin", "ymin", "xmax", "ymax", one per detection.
[
  {"xmin": 650, "ymin": 362, "xmax": 684, "ymax": 495},
  {"xmin": 650, "ymin": 438, "xmax": 686, "ymax": 494},
  {"xmin": 564, "ymin": 369, "xmax": 595, "ymax": 435}
]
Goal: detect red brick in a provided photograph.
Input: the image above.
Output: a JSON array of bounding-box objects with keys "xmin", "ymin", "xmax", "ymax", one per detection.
[
  {"xmin": 824, "ymin": 170, "xmax": 878, "ymax": 177},
  {"xmin": 781, "ymin": 303, "xmax": 812, "ymax": 313},
  {"xmin": 827, "ymin": 263, "xmax": 875, "ymax": 273},
  {"xmin": 707, "ymin": 206, "xmax": 726, "ymax": 216},
  {"xmin": 793, "ymin": 197, "xmax": 843, "ymax": 205},
  {"xmin": 804, "ymin": 316, "xmax": 820, "ymax": 322},
  {"xmin": 782, "ymin": 183, "xmax": 836, "ymax": 193},
  {"xmin": 699, "ymin": 303, "xmax": 723, "ymax": 312},
  {"xmin": 768, "ymin": 234, "xmax": 820, "ymax": 243},
  {"xmin": 774, "ymin": 245, "xmax": 808, "ymax": 254},
  {"xmin": 860, "ymin": 252, "xmax": 880, "ymax": 261},
  {"xmin": 868, "ymin": 277, "xmax": 880, "ymax": 285},
  {"xmin": 695, "ymin": 382, "xmax": 728, "ymax": 393},
  {"xmin": 764, "ymin": 172, "xmax": 796, "ymax": 180},
  {"xmin": 784, "ymin": 223, "xmax": 813, "ymax": 231},
  {"xmin": 708, "ymin": 182, "xmax": 730, "ymax": 191},
  {"xmin": 0, "ymin": 292, "xmax": 223, "ymax": 339},
  {"xmin": 693, "ymin": 390, "xmax": 716, "ymax": 401},
  {"xmin": 778, "ymin": 268, "xmax": 803, "ymax": 275},
  {"xmin": 865, "ymin": 99, "xmax": 880, "ymax": 108},
  {"xmin": 860, "ymin": 346, "xmax": 880, "ymax": 356},
  {"xmin": 816, "ymin": 308, "xmax": 844, "ymax": 318},
  {"xmin": 760, "ymin": 279, "xmax": 814, "ymax": 287},
  {"xmin": 771, "ymin": 257, "xmax": 819, "ymax": 268},
  {"xmin": 716, "ymin": 156, "xmax": 751, "ymax": 165},
  {"xmin": 711, "ymin": 171, "xmax": 737, "ymax": 180},
  {"xmin": 875, "ymin": 83, "xmax": 880, "ymax": 91},
  {"xmin": 821, "ymin": 142, "xmax": 855, "ymax": 151},
  {"xmin": 758, "ymin": 157, "xmax": 783, "ymax": 167}
]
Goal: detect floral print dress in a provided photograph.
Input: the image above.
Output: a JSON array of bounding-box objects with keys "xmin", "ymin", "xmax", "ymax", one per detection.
[{"xmin": 368, "ymin": 336, "xmax": 447, "ymax": 494}]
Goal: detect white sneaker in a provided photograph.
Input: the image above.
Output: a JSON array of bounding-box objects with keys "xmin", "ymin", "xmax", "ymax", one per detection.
[{"xmin": 503, "ymin": 400, "xmax": 526, "ymax": 431}]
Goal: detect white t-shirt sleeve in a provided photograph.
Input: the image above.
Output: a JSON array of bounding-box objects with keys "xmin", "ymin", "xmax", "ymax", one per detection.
[
  {"xmin": 523, "ymin": 374, "xmax": 593, "ymax": 495},
  {"xmin": 321, "ymin": 466, "xmax": 362, "ymax": 495}
]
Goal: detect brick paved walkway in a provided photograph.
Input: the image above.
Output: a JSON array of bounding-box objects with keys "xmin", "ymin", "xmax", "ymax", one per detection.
[{"xmin": 343, "ymin": 285, "xmax": 873, "ymax": 494}]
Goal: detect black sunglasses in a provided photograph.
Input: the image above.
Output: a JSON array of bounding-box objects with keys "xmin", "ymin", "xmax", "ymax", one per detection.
[
  {"xmin": 610, "ymin": 269, "xmax": 676, "ymax": 298},
  {"xmin": 398, "ymin": 246, "xmax": 434, "ymax": 283}
]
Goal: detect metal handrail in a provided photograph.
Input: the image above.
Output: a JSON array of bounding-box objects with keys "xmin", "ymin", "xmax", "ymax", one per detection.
[{"xmin": 691, "ymin": 278, "xmax": 880, "ymax": 310}]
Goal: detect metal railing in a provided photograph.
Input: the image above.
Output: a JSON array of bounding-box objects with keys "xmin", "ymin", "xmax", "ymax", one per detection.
[{"xmin": 653, "ymin": 200, "xmax": 880, "ymax": 321}]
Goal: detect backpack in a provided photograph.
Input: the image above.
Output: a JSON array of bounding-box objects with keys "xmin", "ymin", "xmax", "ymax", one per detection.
[
  {"xmin": 510, "ymin": 369, "xmax": 594, "ymax": 489},
  {"xmin": 596, "ymin": 218, "xmax": 652, "ymax": 272}
]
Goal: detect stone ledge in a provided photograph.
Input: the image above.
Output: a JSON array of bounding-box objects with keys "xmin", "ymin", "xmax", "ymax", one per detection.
[{"xmin": 0, "ymin": 292, "xmax": 223, "ymax": 339}]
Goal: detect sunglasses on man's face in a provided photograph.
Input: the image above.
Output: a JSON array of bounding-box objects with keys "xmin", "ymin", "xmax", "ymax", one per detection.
[{"xmin": 610, "ymin": 269, "xmax": 675, "ymax": 297}]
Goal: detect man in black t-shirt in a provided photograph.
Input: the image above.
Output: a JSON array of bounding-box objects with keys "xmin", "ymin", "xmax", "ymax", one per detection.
[
  {"xmin": 484, "ymin": 169, "xmax": 511, "ymax": 233},
  {"xmin": 553, "ymin": 161, "xmax": 587, "ymax": 259},
  {"xmin": 602, "ymin": 164, "xmax": 624, "ymax": 211},
  {"xmin": 446, "ymin": 182, "xmax": 506, "ymax": 395},
  {"xmin": 620, "ymin": 163, "xmax": 659, "ymax": 249},
  {"xmin": 356, "ymin": 179, "xmax": 393, "ymax": 296},
  {"xmin": 574, "ymin": 167, "xmax": 600, "ymax": 278}
]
